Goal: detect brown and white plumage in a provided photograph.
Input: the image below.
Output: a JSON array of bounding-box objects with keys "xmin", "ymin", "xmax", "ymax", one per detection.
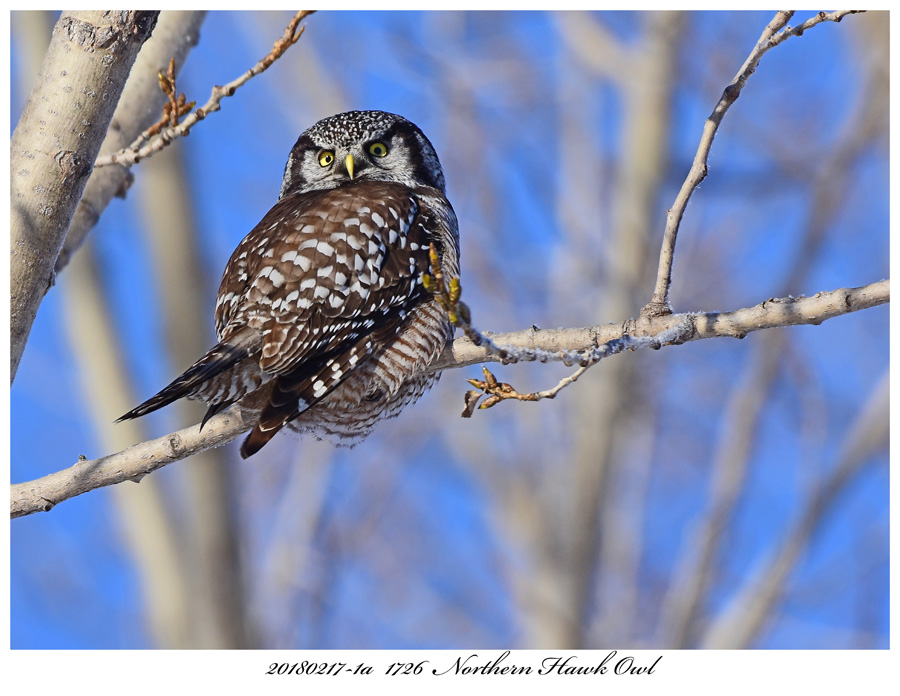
[{"xmin": 119, "ymin": 111, "xmax": 459, "ymax": 458}]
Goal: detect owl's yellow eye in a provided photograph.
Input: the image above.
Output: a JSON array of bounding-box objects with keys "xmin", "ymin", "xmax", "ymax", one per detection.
[
  {"xmin": 368, "ymin": 141, "xmax": 388, "ymax": 158},
  {"xmin": 318, "ymin": 150, "xmax": 335, "ymax": 167}
]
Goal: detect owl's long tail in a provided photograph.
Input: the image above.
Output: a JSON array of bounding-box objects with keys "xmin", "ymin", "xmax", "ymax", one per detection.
[{"xmin": 117, "ymin": 328, "xmax": 258, "ymax": 424}]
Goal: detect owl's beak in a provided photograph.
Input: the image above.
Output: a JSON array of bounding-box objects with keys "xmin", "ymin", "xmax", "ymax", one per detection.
[{"xmin": 345, "ymin": 153, "xmax": 355, "ymax": 179}]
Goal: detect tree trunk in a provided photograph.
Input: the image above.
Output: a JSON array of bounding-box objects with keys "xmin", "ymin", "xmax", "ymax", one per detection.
[{"xmin": 10, "ymin": 10, "xmax": 157, "ymax": 382}]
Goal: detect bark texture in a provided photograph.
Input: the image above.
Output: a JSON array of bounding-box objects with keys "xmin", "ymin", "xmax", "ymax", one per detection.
[{"xmin": 10, "ymin": 10, "xmax": 158, "ymax": 382}]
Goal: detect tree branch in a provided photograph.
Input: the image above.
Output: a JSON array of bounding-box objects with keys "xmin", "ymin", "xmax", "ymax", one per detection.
[
  {"xmin": 642, "ymin": 10, "xmax": 864, "ymax": 318},
  {"xmin": 655, "ymin": 34, "xmax": 886, "ymax": 647},
  {"xmin": 10, "ymin": 11, "xmax": 158, "ymax": 383},
  {"xmin": 10, "ymin": 279, "xmax": 888, "ymax": 518},
  {"xmin": 11, "ymin": 406, "xmax": 253, "ymax": 519},
  {"xmin": 94, "ymin": 10, "xmax": 315, "ymax": 168},
  {"xmin": 436, "ymin": 280, "xmax": 888, "ymax": 371},
  {"xmin": 63, "ymin": 246, "xmax": 197, "ymax": 648},
  {"xmin": 700, "ymin": 367, "xmax": 889, "ymax": 648},
  {"xmin": 53, "ymin": 11, "xmax": 208, "ymax": 276}
]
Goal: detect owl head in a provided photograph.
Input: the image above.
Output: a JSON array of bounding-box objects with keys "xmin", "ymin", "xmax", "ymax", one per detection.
[{"xmin": 279, "ymin": 110, "xmax": 446, "ymax": 199}]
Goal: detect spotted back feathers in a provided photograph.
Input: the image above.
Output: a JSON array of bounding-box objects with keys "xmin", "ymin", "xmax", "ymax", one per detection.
[{"xmin": 119, "ymin": 111, "xmax": 459, "ymax": 458}]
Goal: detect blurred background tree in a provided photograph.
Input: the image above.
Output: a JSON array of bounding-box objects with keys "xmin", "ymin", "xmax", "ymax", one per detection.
[{"xmin": 10, "ymin": 10, "xmax": 888, "ymax": 649}]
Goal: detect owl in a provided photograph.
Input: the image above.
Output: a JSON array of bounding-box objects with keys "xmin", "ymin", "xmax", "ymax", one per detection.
[{"xmin": 119, "ymin": 111, "xmax": 460, "ymax": 458}]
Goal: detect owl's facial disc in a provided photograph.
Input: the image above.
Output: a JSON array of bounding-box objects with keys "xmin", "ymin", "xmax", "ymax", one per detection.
[{"xmin": 279, "ymin": 110, "xmax": 446, "ymax": 198}]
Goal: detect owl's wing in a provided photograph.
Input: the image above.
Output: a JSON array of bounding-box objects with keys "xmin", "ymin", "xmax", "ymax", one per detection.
[
  {"xmin": 217, "ymin": 180, "xmax": 438, "ymax": 369},
  {"xmin": 216, "ymin": 180, "xmax": 447, "ymax": 457}
]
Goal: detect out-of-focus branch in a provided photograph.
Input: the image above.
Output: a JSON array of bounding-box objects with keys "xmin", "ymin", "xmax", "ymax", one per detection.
[
  {"xmin": 54, "ymin": 11, "xmax": 208, "ymax": 276},
  {"xmin": 138, "ymin": 144, "xmax": 252, "ymax": 648},
  {"xmin": 10, "ymin": 10, "xmax": 158, "ymax": 383},
  {"xmin": 552, "ymin": 12, "xmax": 684, "ymax": 648},
  {"xmin": 659, "ymin": 335, "xmax": 782, "ymax": 647},
  {"xmin": 63, "ymin": 247, "xmax": 194, "ymax": 649},
  {"xmin": 95, "ymin": 10, "xmax": 315, "ymax": 168},
  {"xmin": 642, "ymin": 10, "xmax": 864, "ymax": 318},
  {"xmin": 554, "ymin": 12, "xmax": 629, "ymax": 79},
  {"xmin": 700, "ymin": 369, "xmax": 889, "ymax": 648},
  {"xmin": 657, "ymin": 36, "xmax": 886, "ymax": 648},
  {"xmin": 10, "ymin": 11, "xmax": 54, "ymax": 104},
  {"xmin": 10, "ymin": 280, "xmax": 887, "ymax": 518}
]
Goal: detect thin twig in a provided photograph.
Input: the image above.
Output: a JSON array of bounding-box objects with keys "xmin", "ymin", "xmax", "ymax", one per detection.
[
  {"xmin": 462, "ymin": 363, "xmax": 592, "ymax": 416},
  {"xmin": 425, "ymin": 243, "xmax": 690, "ymax": 412},
  {"xmin": 458, "ymin": 328, "xmax": 683, "ymax": 415},
  {"xmin": 425, "ymin": 243, "xmax": 682, "ymax": 372},
  {"xmin": 95, "ymin": 10, "xmax": 315, "ymax": 168},
  {"xmin": 642, "ymin": 10, "xmax": 864, "ymax": 318},
  {"xmin": 657, "ymin": 48, "xmax": 884, "ymax": 648}
]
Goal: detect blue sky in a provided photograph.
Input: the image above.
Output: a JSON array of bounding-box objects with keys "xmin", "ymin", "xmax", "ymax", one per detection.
[{"xmin": 9, "ymin": 11, "xmax": 889, "ymax": 651}]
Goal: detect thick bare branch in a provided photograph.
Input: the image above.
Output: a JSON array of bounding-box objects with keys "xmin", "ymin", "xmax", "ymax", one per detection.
[
  {"xmin": 10, "ymin": 280, "xmax": 887, "ymax": 518},
  {"xmin": 54, "ymin": 11, "xmax": 208, "ymax": 275},
  {"xmin": 437, "ymin": 280, "xmax": 888, "ymax": 372},
  {"xmin": 643, "ymin": 10, "xmax": 864, "ymax": 317},
  {"xmin": 10, "ymin": 11, "xmax": 158, "ymax": 383},
  {"xmin": 11, "ymin": 407, "xmax": 252, "ymax": 519}
]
